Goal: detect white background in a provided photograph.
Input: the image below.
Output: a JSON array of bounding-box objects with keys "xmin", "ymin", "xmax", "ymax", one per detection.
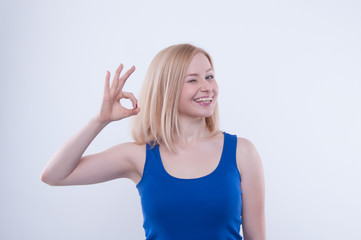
[{"xmin": 1, "ymin": 0, "xmax": 360, "ymax": 239}]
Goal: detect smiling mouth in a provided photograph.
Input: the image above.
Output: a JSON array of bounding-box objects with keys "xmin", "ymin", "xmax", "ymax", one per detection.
[{"xmin": 194, "ymin": 97, "xmax": 213, "ymax": 103}]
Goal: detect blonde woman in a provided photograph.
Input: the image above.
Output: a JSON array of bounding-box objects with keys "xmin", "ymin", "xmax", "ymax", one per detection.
[{"xmin": 41, "ymin": 44, "xmax": 265, "ymax": 240}]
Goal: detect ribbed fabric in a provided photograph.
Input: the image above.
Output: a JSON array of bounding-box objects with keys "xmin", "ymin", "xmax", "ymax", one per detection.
[{"xmin": 136, "ymin": 132, "xmax": 243, "ymax": 240}]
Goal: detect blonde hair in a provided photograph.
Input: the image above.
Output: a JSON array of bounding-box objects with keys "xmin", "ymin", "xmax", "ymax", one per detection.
[{"xmin": 131, "ymin": 44, "xmax": 219, "ymax": 151}]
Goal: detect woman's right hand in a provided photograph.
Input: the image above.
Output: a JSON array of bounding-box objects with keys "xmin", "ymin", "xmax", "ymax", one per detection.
[{"xmin": 97, "ymin": 64, "xmax": 140, "ymax": 124}]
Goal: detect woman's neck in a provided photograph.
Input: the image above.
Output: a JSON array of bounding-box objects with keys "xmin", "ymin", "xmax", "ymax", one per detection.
[{"xmin": 176, "ymin": 116, "xmax": 210, "ymax": 145}]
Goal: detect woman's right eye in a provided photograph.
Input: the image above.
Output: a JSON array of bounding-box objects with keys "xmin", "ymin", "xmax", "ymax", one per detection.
[{"xmin": 188, "ymin": 79, "xmax": 196, "ymax": 83}]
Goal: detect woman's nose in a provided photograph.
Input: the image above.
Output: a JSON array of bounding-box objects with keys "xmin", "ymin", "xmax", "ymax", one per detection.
[{"xmin": 200, "ymin": 79, "xmax": 212, "ymax": 92}]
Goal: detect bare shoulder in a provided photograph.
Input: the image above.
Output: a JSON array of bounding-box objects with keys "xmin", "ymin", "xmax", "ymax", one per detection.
[
  {"xmin": 236, "ymin": 137, "xmax": 263, "ymax": 175},
  {"xmin": 115, "ymin": 142, "xmax": 146, "ymax": 157},
  {"xmin": 105, "ymin": 142, "xmax": 145, "ymax": 160},
  {"xmin": 105, "ymin": 142, "xmax": 146, "ymax": 183}
]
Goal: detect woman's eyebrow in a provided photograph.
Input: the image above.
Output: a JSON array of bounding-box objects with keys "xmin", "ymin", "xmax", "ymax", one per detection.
[{"xmin": 185, "ymin": 68, "xmax": 213, "ymax": 77}]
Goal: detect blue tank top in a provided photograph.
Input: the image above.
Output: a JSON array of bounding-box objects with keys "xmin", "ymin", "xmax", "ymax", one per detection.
[{"xmin": 136, "ymin": 132, "xmax": 243, "ymax": 240}]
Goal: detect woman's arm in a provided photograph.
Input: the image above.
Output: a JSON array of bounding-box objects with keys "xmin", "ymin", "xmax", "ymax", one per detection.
[
  {"xmin": 41, "ymin": 64, "xmax": 141, "ymax": 186},
  {"xmin": 237, "ymin": 138, "xmax": 266, "ymax": 240}
]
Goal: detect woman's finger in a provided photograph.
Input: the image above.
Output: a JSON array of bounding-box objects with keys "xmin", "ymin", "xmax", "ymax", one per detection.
[
  {"xmin": 117, "ymin": 65, "xmax": 135, "ymax": 92},
  {"xmin": 122, "ymin": 107, "xmax": 140, "ymax": 118},
  {"xmin": 110, "ymin": 64, "xmax": 124, "ymax": 90},
  {"xmin": 120, "ymin": 92, "xmax": 138, "ymax": 109},
  {"xmin": 104, "ymin": 71, "xmax": 110, "ymax": 95}
]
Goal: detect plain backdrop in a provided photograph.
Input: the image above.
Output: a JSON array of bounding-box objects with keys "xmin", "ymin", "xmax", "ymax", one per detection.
[{"xmin": 1, "ymin": 0, "xmax": 360, "ymax": 239}]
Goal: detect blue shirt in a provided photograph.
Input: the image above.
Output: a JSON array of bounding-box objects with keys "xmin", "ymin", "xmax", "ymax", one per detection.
[{"xmin": 136, "ymin": 132, "xmax": 243, "ymax": 240}]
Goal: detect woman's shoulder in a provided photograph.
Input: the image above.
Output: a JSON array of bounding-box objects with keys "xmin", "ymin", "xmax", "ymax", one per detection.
[
  {"xmin": 223, "ymin": 131, "xmax": 255, "ymax": 150},
  {"xmin": 109, "ymin": 142, "xmax": 146, "ymax": 184},
  {"xmin": 235, "ymin": 137, "xmax": 262, "ymax": 175},
  {"xmin": 105, "ymin": 142, "xmax": 146, "ymax": 169},
  {"xmin": 236, "ymin": 137, "xmax": 255, "ymax": 150},
  {"xmin": 112, "ymin": 142, "xmax": 146, "ymax": 160},
  {"xmin": 118, "ymin": 141, "xmax": 146, "ymax": 149}
]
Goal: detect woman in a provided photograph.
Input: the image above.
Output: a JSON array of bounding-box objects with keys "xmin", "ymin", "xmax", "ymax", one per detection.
[{"xmin": 41, "ymin": 44, "xmax": 265, "ymax": 240}]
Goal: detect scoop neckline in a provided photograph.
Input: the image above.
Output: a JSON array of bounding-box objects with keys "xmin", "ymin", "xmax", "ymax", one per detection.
[{"xmin": 156, "ymin": 132, "xmax": 226, "ymax": 181}]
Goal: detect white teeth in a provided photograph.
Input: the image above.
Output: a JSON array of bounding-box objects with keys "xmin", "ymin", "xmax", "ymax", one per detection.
[{"xmin": 195, "ymin": 97, "xmax": 213, "ymax": 103}]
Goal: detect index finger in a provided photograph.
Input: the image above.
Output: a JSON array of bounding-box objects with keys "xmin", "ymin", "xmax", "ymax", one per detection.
[{"xmin": 111, "ymin": 64, "xmax": 124, "ymax": 90}]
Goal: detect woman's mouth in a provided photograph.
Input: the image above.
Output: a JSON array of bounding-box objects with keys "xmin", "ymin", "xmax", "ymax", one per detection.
[{"xmin": 194, "ymin": 97, "xmax": 213, "ymax": 103}]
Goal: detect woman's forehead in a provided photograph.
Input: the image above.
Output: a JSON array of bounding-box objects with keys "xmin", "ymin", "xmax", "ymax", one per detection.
[{"xmin": 186, "ymin": 53, "xmax": 212, "ymax": 74}]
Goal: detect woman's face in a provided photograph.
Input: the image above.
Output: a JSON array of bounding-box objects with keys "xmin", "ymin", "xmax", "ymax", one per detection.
[{"xmin": 178, "ymin": 53, "xmax": 218, "ymax": 120}]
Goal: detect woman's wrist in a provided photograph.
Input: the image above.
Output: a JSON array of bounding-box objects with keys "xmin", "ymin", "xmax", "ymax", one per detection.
[{"xmin": 92, "ymin": 115, "xmax": 111, "ymax": 129}]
